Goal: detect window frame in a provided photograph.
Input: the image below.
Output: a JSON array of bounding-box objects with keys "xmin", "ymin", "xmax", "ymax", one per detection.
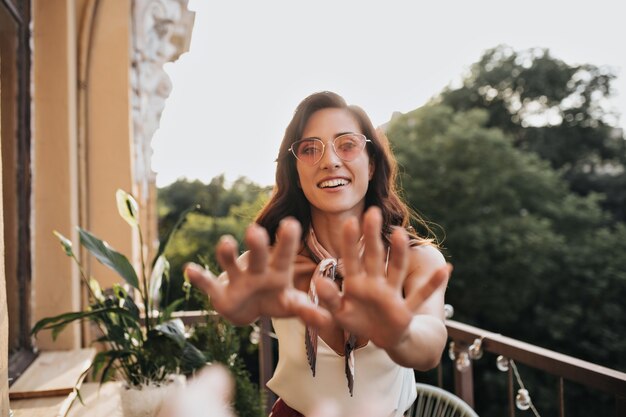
[{"xmin": 2, "ymin": 0, "xmax": 34, "ymax": 385}]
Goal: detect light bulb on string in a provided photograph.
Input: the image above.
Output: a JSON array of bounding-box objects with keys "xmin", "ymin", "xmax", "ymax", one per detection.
[
  {"xmin": 515, "ymin": 388, "xmax": 531, "ymax": 410},
  {"xmin": 468, "ymin": 338, "xmax": 483, "ymax": 360},
  {"xmin": 496, "ymin": 355, "xmax": 509, "ymax": 372},
  {"xmin": 448, "ymin": 341, "xmax": 456, "ymax": 360},
  {"xmin": 455, "ymin": 351, "xmax": 471, "ymax": 372},
  {"xmin": 444, "ymin": 304, "xmax": 454, "ymax": 319},
  {"xmin": 249, "ymin": 326, "xmax": 260, "ymax": 345}
]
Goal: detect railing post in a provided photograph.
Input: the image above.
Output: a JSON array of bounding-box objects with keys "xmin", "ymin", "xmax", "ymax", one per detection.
[
  {"xmin": 558, "ymin": 377, "xmax": 565, "ymax": 417},
  {"xmin": 508, "ymin": 366, "xmax": 515, "ymax": 417},
  {"xmin": 258, "ymin": 316, "xmax": 275, "ymax": 415},
  {"xmin": 452, "ymin": 341, "xmax": 475, "ymax": 408},
  {"xmin": 616, "ymin": 395, "xmax": 626, "ymax": 417}
]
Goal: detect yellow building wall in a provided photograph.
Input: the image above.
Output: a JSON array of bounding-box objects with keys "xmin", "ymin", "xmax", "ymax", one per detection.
[
  {"xmin": 31, "ymin": 0, "xmax": 136, "ymax": 350},
  {"xmin": 25, "ymin": 0, "xmax": 190, "ymax": 354},
  {"xmin": 82, "ymin": 0, "xmax": 136, "ymax": 290},
  {"xmin": 31, "ymin": 0, "xmax": 81, "ymax": 351}
]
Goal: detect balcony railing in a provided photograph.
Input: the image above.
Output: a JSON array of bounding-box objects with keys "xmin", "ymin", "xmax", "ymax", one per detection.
[
  {"xmin": 169, "ymin": 311, "xmax": 626, "ymax": 415},
  {"xmin": 255, "ymin": 317, "xmax": 626, "ymax": 416},
  {"xmin": 444, "ymin": 320, "xmax": 626, "ymax": 416}
]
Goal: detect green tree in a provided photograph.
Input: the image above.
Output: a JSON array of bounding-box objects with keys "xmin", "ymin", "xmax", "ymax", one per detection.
[
  {"xmin": 440, "ymin": 45, "xmax": 626, "ymax": 221},
  {"xmin": 387, "ymin": 103, "xmax": 626, "ymax": 416},
  {"xmin": 161, "ymin": 191, "xmax": 270, "ymax": 309},
  {"xmin": 158, "ymin": 176, "xmax": 271, "ymax": 238},
  {"xmin": 158, "ymin": 178, "xmax": 271, "ymax": 417}
]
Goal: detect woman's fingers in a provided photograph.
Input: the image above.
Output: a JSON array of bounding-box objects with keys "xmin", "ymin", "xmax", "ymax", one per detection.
[
  {"xmin": 184, "ymin": 263, "xmax": 225, "ymax": 300},
  {"xmin": 215, "ymin": 235, "xmax": 243, "ymax": 281},
  {"xmin": 314, "ymin": 275, "xmax": 343, "ymax": 314},
  {"xmin": 362, "ymin": 207, "xmax": 385, "ymax": 278},
  {"xmin": 340, "ymin": 217, "xmax": 362, "ymax": 276},
  {"xmin": 244, "ymin": 224, "xmax": 270, "ymax": 274},
  {"xmin": 269, "ymin": 218, "xmax": 301, "ymax": 273},
  {"xmin": 405, "ymin": 264, "xmax": 451, "ymax": 311},
  {"xmin": 284, "ymin": 290, "xmax": 333, "ymax": 328},
  {"xmin": 387, "ymin": 227, "xmax": 409, "ymax": 290}
]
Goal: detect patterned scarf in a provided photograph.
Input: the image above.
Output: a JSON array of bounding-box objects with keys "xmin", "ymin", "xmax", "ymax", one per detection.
[{"xmin": 305, "ymin": 227, "xmax": 364, "ymax": 396}]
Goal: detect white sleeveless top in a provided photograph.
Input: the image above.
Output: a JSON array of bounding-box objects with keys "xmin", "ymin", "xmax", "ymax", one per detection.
[{"xmin": 267, "ymin": 318, "xmax": 416, "ymax": 417}]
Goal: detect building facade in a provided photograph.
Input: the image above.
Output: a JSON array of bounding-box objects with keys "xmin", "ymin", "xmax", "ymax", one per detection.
[{"xmin": 0, "ymin": 1, "xmax": 194, "ymax": 412}]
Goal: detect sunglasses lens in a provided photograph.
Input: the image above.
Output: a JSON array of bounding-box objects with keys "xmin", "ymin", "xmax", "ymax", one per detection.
[
  {"xmin": 335, "ymin": 134, "xmax": 365, "ymax": 161},
  {"xmin": 294, "ymin": 139, "xmax": 324, "ymax": 165}
]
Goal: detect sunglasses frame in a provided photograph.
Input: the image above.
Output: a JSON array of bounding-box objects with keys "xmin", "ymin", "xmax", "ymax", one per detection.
[{"xmin": 288, "ymin": 133, "xmax": 372, "ymax": 166}]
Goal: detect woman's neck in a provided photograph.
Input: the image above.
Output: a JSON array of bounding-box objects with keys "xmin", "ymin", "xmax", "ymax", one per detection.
[{"xmin": 309, "ymin": 210, "xmax": 362, "ymax": 258}]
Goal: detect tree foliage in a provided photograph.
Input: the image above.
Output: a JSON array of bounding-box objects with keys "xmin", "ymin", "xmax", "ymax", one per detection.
[
  {"xmin": 387, "ymin": 103, "xmax": 626, "ymax": 416},
  {"xmin": 159, "ymin": 181, "xmax": 270, "ymax": 309},
  {"xmin": 440, "ymin": 45, "xmax": 626, "ymax": 222},
  {"xmin": 158, "ymin": 178, "xmax": 270, "ymax": 417},
  {"xmin": 158, "ymin": 176, "xmax": 271, "ymax": 240}
]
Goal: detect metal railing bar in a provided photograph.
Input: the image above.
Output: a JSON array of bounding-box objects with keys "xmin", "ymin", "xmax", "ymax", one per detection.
[
  {"xmin": 446, "ymin": 320, "xmax": 626, "ymax": 396},
  {"xmin": 508, "ymin": 366, "xmax": 515, "ymax": 417},
  {"xmin": 558, "ymin": 377, "xmax": 565, "ymax": 417}
]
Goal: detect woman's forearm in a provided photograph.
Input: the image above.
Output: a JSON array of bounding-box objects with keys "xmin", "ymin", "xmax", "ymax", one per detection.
[{"xmin": 384, "ymin": 314, "xmax": 448, "ymax": 370}]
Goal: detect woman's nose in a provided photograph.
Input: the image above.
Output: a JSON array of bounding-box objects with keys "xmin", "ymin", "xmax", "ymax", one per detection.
[{"xmin": 319, "ymin": 141, "xmax": 342, "ymax": 169}]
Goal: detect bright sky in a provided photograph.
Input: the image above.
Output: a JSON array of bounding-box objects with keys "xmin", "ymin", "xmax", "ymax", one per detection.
[{"xmin": 152, "ymin": 0, "xmax": 626, "ymax": 188}]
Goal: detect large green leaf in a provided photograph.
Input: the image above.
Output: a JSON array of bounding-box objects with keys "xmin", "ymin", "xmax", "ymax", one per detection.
[
  {"xmin": 31, "ymin": 307, "xmax": 138, "ymax": 340},
  {"xmin": 180, "ymin": 342, "xmax": 207, "ymax": 373},
  {"xmin": 78, "ymin": 227, "xmax": 139, "ymax": 289},
  {"xmin": 153, "ymin": 319, "xmax": 186, "ymax": 348},
  {"xmin": 91, "ymin": 349, "xmax": 133, "ymax": 384},
  {"xmin": 123, "ymin": 295, "xmax": 140, "ymax": 320}
]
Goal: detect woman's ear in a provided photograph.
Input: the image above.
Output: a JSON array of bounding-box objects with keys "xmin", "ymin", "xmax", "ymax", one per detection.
[{"xmin": 368, "ymin": 160, "xmax": 375, "ymax": 180}]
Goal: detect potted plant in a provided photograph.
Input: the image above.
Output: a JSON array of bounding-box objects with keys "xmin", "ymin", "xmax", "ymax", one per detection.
[{"xmin": 32, "ymin": 189, "xmax": 206, "ymax": 417}]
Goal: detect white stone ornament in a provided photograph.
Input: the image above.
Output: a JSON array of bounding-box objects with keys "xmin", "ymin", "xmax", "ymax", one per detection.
[{"xmin": 131, "ymin": 0, "xmax": 195, "ymax": 198}]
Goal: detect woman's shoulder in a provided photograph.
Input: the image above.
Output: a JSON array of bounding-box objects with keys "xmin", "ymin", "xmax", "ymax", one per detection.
[{"xmin": 408, "ymin": 241, "xmax": 446, "ymax": 270}]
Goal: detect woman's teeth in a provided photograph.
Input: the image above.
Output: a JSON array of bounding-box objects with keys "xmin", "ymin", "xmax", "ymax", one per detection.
[{"xmin": 318, "ymin": 179, "xmax": 349, "ymax": 189}]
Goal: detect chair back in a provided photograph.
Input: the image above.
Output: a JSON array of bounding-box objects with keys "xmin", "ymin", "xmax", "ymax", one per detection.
[{"xmin": 406, "ymin": 383, "xmax": 479, "ymax": 417}]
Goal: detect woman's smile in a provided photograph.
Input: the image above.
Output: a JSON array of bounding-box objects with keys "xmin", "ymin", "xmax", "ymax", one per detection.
[{"xmin": 317, "ymin": 176, "xmax": 351, "ymax": 190}]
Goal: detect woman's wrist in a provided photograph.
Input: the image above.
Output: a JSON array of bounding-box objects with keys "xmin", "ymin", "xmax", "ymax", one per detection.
[{"xmin": 385, "ymin": 314, "xmax": 447, "ymax": 370}]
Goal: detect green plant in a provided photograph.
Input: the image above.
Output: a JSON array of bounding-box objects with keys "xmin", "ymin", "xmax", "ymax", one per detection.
[
  {"xmin": 32, "ymin": 189, "xmax": 206, "ymax": 387},
  {"xmin": 189, "ymin": 287, "xmax": 264, "ymax": 417}
]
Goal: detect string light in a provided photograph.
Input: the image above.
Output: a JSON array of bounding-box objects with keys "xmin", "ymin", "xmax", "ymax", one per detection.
[
  {"xmin": 496, "ymin": 355, "xmax": 509, "ymax": 371},
  {"xmin": 448, "ymin": 341, "xmax": 456, "ymax": 360},
  {"xmin": 468, "ymin": 337, "xmax": 484, "ymax": 360},
  {"xmin": 249, "ymin": 322, "xmax": 277, "ymax": 345},
  {"xmin": 444, "ymin": 304, "xmax": 541, "ymax": 416},
  {"xmin": 509, "ymin": 359, "xmax": 541, "ymax": 416},
  {"xmin": 455, "ymin": 351, "xmax": 471, "ymax": 372}
]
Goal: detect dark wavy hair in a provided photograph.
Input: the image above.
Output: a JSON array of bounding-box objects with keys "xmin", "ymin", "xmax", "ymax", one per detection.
[{"xmin": 256, "ymin": 91, "xmax": 431, "ymax": 246}]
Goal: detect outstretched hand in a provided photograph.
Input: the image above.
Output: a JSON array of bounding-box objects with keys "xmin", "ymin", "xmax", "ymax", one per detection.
[
  {"xmin": 185, "ymin": 218, "xmax": 331, "ymax": 327},
  {"xmin": 314, "ymin": 207, "xmax": 450, "ymax": 351}
]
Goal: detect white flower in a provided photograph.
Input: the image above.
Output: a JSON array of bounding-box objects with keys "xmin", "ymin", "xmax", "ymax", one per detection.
[{"xmin": 116, "ymin": 189, "xmax": 139, "ymax": 228}]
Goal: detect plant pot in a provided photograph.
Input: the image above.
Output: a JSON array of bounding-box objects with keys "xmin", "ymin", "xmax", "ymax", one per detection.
[{"xmin": 119, "ymin": 376, "xmax": 185, "ymax": 417}]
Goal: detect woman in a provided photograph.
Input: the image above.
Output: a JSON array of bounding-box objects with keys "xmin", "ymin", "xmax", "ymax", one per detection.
[{"xmin": 185, "ymin": 92, "xmax": 451, "ymax": 417}]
